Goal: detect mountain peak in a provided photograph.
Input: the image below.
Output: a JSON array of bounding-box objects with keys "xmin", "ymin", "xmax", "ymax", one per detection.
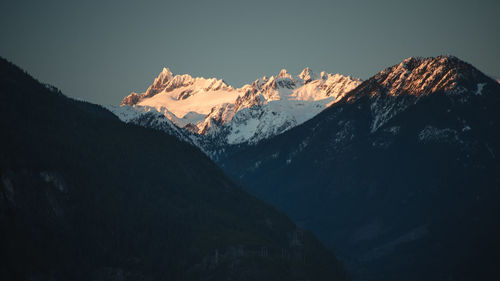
[
  {"xmin": 299, "ymin": 67, "xmax": 311, "ymax": 75},
  {"xmin": 276, "ymin": 69, "xmax": 292, "ymax": 79},
  {"xmin": 298, "ymin": 67, "xmax": 316, "ymax": 83},
  {"xmin": 153, "ymin": 67, "xmax": 174, "ymax": 85},
  {"xmin": 160, "ymin": 67, "xmax": 173, "ymax": 77},
  {"xmin": 340, "ymin": 55, "xmax": 497, "ymax": 132},
  {"xmin": 397, "ymin": 55, "xmax": 461, "ymax": 71},
  {"xmin": 370, "ymin": 55, "xmax": 491, "ymax": 98}
]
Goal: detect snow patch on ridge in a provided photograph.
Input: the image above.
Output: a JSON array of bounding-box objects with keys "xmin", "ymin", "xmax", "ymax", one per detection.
[{"xmin": 475, "ymin": 83, "xmax": 486, "ymax": 96}]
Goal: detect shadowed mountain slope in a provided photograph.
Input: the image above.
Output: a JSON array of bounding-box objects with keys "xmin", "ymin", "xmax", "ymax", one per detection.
[
  {"xmin": 219, "ymin": 56, "xmax": 500, "ymax": 281},
  {"xmin": 0, "ymin": 58, "xmax": 347, "ymax": 281}
]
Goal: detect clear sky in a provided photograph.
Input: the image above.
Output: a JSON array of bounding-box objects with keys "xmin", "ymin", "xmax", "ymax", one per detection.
[{"xmin": 1, "ymin": 0, "xmax": 499, "ymax": 105}]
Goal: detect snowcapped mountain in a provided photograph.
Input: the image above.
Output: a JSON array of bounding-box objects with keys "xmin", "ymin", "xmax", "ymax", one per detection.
[
  {"xmin": 108, "ymin": 67, "xmax": 361, "ymax": 156},
  {"xmin": 199, "ymin": 68, "xmax": 360, "ymax": 146},
  {"xmin": 120, "ymin": 67, "xmax": 238, "ymax": 128}
]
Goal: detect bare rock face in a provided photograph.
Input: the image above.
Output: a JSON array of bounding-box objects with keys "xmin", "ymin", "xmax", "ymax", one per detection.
[{"xmin": 120, "ymin": 92, "xmax": 140, "ymax": 106}]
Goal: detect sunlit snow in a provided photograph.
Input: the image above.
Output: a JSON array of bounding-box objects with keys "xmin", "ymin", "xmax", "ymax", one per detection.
[{"xmin": 113, "ymin": 67, "xmax": 361, "ymax": 145}]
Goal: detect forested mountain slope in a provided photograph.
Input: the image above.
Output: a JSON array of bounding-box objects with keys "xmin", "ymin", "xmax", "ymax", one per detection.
[{"xmin": 0, "ymin": 58, "xmax": 347, "ymax": 281}]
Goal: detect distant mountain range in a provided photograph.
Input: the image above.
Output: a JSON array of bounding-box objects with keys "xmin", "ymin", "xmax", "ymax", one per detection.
[
  {"xmin": 11, "ymin": 54, "xmax": 497, "ymax": 281},
  {"xmin": 107, "ymin": 67, "xmax": 360, "ymax": 157},
  {"xmin": 0, "ymin": 58, "xmax": 347, "ymax": 281},
  {"xmin": 109, "ymin": 55, "xmax": 500, "ymax": 281}
]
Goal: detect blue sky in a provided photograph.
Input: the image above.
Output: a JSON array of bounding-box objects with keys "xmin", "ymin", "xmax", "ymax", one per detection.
[{"xmin": 1, "ymin": 0, "xmax": 499, "ymax": 104}]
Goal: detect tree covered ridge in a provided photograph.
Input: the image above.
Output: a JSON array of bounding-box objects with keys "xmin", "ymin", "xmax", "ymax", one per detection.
[{"xmin": 0, "ymin": 57, "xmax": 347, "ymax": 281}]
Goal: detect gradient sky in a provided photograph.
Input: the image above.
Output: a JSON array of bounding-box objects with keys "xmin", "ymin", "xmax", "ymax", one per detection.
[{"xmin": 1, "ymin": 0, "xmax": 499, "ymax": 105}]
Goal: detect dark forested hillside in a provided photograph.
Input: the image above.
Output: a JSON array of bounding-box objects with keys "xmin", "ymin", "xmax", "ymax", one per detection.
[
  {"xmin": 219, "ymin": 56, "xmax": 500, "ymax": 281},
  {"xmin": 0, "ymin": 58, "xmax": 347, "ymax": 281}
]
